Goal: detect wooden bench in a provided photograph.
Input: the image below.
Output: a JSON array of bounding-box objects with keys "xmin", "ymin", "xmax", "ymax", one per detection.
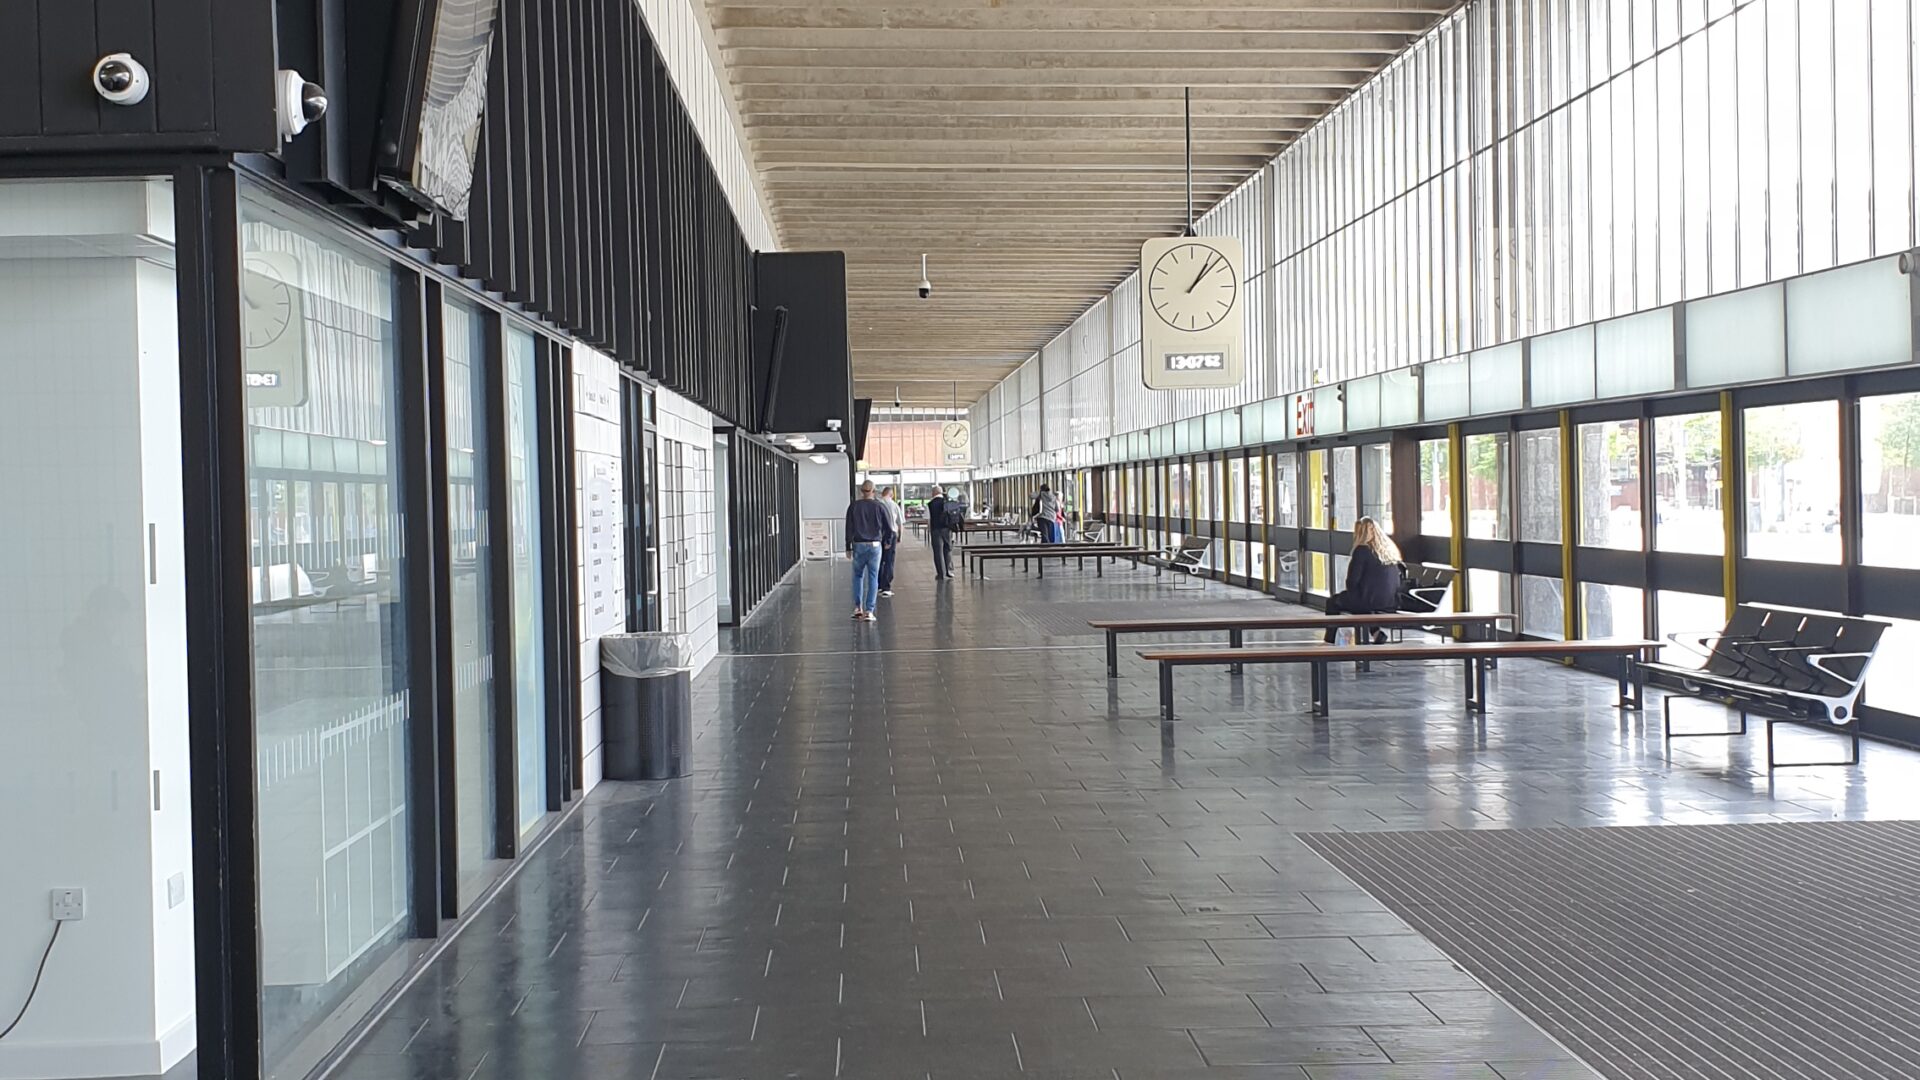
[
  {"xmin": 1139, "ymin": 638, "xmax": 1658, "ymax": 738},
  {"xmin": 972, "ymin": 546, "xmax": 1149, "ymax": 579},
  {"xmin": 964, "ymin": 541, "xmax": 1137, "ymax": 574},
  {"xmin": 1638, "ymin": 604, "xmax": 1889, "ymax": 768},
  {"xmin": 1089, "ymin": 612, "xmax": 1517, "ymax": 678}
]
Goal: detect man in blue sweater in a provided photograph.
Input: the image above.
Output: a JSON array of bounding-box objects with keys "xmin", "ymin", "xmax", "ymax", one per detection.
[{"xmin": 845, "ymin": 480, "xmax": 895, "ymax": 621}]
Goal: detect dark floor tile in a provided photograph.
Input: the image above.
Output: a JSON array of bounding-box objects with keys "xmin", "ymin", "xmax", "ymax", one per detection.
[{"xmin": 1192, "ymin": 1026, "xmax": 1390, "ymax": 1067}]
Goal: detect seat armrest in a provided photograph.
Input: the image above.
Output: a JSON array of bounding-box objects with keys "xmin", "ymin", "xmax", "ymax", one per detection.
[{"xmin": 1801, "ymin": 651, "xmax": 1877, "ymax": 690}]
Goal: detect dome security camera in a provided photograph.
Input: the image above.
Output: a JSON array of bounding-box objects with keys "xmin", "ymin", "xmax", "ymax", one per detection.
[
  {"xmin": 276, "ymin": 69, "xmax": 329, "ymax": 141},
  {"xmin": 93, "ymin": 53, "xmax": 151, "ymax": 106}
]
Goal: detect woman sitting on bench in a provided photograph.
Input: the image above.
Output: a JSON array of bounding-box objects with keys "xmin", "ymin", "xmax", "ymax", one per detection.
[{"xmin": 1324, "ymin": 516, "xmax": 1402, "ymax": 644}]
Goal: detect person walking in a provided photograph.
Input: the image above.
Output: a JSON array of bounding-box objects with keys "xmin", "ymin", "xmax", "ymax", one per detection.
[
  {"xmin": 1032, "ymin": 484, "xmax": 1064, "ymax": 544},
  {"xmin": 845, "ymin": 480, "xmax": 894, "ymax": 621},
  {"xmin": 927, "ymin": 486, "xmax": 955, "ymax": 580},
  {"xmin": 1323, "ymin": 516, "xmax": 1402, "ymax": 643},
  {"xmin": 877, "ymin": 486, "xmax": 905, "ymax": 597}
]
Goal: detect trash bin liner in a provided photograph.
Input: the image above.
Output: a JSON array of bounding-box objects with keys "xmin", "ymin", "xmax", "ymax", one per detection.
[{"xmin": 600, "ymin": 633, "xmax": 692, "ymax": 780}]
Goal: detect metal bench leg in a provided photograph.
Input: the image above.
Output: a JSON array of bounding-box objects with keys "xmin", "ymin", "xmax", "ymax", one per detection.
[
  {"xmin": 1616, "ymin": 655, "xmax": 1644, "ymax": 710},
  {"xmin": 1106, "ymin": 631, "xmax": 1119, "ymax": 679},
  {"xmin": 1765, "ymin": 718, "xmax": 1862, "ymax": 769},
  {"xmin": 1463, "ymin": 658, "xmax": 1484, "ymax": 713},
  {"xmin": 1311, "ymin": 660, "xmax": 1329, "ymax": 717},
  {"xmin": 1229, "ymin": 629, "xmax": 1243, "ymax": 674},
  {"xmin": 1662, "ymin": 695, "xmax": 1749, "ymax": 739},
  {"xmin": 1159, "ymin": 662, "xmax": 1176, "ymax": 724}
]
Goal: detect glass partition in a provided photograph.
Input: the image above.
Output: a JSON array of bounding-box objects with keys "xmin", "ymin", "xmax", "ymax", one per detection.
[
  {"xmin": 1577, "ymin": 419, "xmax": 1643, "ymax": 550},
  {"xmin": 1271, "ymin": 452, "xmax": 1299, "ymax": 528},
  {"xmin": 1859, "ymin": 391, "xmax": 1920, "ymax": 569},
  {"xmin": 1517, "ymin": 427, "xmax": 1562, "ymax": 542},
  {"xmin": 1582, "ymin": 582, "xmax": 1645, "ymax": 638},
  {"xmin": 1330, "ymin": 446, "xmax": 1358, "ymax": 531},
  {"xmin": 1465, "ymin": 432, "xmax": 1511, "ymax": 539},
  {"xmin": 1306, "ymin": 449, "xmax": 1329, "ymax": 529},
  {"xmin": 1229, "ymin": 455, "xmax": 1247, "ymax": 523},
  {"xmin": 1248, "ymin": 454, "xmax": 1266, "ymax": 523},
  {"xmin": 505, "ymin": 327, "xmax": 548, "ymax": 834},
  {"xmin": 1652, "ymin": 412, "xmax": 1724, "ymax": 554},
  {"xmin": 1521, "ymin": 575, "xmax": 1566, "ymax": 640},
  {"xmin": 1419, "ymin": 438, "xmax": 1451, "ymax": 534},
  {"xmin": 1360, "ymin": 443, "xmax": 1392, "ymax": 529},
  {"xmin": 1743, "ymin": 401, "xmax": 1841, "ymax": 563}
]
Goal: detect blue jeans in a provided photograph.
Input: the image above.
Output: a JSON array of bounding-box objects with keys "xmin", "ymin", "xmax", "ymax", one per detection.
[
  {"xmin": 1042, "ymin": 519, "xmax": 1064, "ymax": 544},
  {"xmin": 850, "ymin": 542, "xmax": 882, "ymax": 611}
]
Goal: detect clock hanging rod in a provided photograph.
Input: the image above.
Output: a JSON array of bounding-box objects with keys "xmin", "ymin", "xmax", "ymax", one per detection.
[{"xmin": 1184, "ymin": 87, "xmax": 1195, "ymax": 238}]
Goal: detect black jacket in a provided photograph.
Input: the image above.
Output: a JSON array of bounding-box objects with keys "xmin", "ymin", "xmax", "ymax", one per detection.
[
  {"xmin": 928, "ymin": 494, "xmax": 949, "ymax": 531},
  {"xmin": 1344, "ymin": 546, "xmax": 1402, "ymax": 612}
]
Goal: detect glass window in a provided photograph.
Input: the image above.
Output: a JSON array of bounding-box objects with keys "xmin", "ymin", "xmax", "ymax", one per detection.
[
  {"xmin": 443, "ymin": 300, "xmax": 499, "ymax": 896},
  {"xmin": 1248, "ymin": 454, "xmax": 1266, "ymax": 524},
  {"xmin": 1307, "ymin": 449, "xmax": 1329, "ymax": 529},
  {"xmin": 1467, "ymin": 569, "xmax": 1511, "ymax": 617},
  {"xmin": 1272, "ymin": 452, "xmax": 1299, "ymax": 528},
  {"xmin": 1170, "ymin": 462, "xmax": 1190, "ymax": 518},
  {"xmin": 1656, "ymin": 590, "xmax": 1728, "ymax": 666},
  {"xmin": 1521, "ymin": 575, "xmax": 1565, "ymax": 640},
  {"xmin": 1274, "ymin": 544, "xmax": 1301, "ymax": 593},
  {"xmin": 1229, "ymin": 456, "xmax": 1247, "ymax": 523},
  {"xmin": 1360, "ymin": 443, "xmax": 1392, "ymax": 530},
  {"xmin": 242, "ymin": 194, "xmax": 416, "ymax": 1066},
  {"xmin": 1250, "ymin": 540, "xmax": 1267, "ymax": 584},
  {"xmin": 1308, "ymin": 551, "xmax": 1331, "ymax": 596},
  {"xmin": 1230, "ymin": 540, "xmax": 1249, "ymax": 577},
  {"xmin": 1331, "ymin": 446, "xmax": 1358, "ymax": 531},
  {"xmin": 1517, "ymin": 427, "xmax": 1562, "ymax": 542},
  {"xmin": 1653, "ymin": 413, "xmax": 1724, "ymax": 555},
  {"xmin": 1419, "ymin": 438, "xmax": 1451, "ymax": 535},
  {"xmin": 1861, "ymin": 392, "xmax": 1920, "ymax": 569},
  {"xmin": 1581, "ymin": 582, "xmax": 1644, "ymax": 639},
  {"xmin": 1577, "ymin": 420, "xmax": 1642, "ymax": 550},
  {"xmin": 1465, "ymin": 432, "xmax": 1511, "ymax": 540},
  {"xmin": 505, "ymin": 327, "xmax": 548, "ymax": 833},
  {"xmin": 1866, "ymin": 616, "xmax": 1920, "ymax": 717},
  {"xmin": 1194, "ymin": 459, "xmax": 1214, "ymax": 524},
  {"xmin": 1742, "ymin": 402, "xmax": 1841, "ymax": 563}
]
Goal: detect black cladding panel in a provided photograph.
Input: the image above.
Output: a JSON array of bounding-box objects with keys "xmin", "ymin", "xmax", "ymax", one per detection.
[
  {"xmin": 755, "ymin": 250, "xmax": 852, "ymax": 437},
  {"xmin": 0, "ymin": 0, "xmax": 276, "ymax": 151}
]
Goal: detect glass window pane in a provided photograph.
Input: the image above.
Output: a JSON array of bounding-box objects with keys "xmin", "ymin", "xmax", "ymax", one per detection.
[
  {"xmin": 1518, "ymin": 427, "xmax": 1563, "ymax": 542},
  {"xmin": 1275, "ymin": 544, "xmax": 1301, "ymax": 593},
  {"xmin": 1582, "ymin": 582, "xmax": 1645, "ymax": 638},
  {"xmin": 1594, "ymin": 308, "xmax": 1676, "ymax": 399},
  {"xmin": 1522, "ymin": 574, "xmax": 1566, "ymax": 639},
  {"xmin": 1424, "ymin": 355, "xmax": 1471, "ymax": 419},
  {"xmin": 1271, "ymin": 453, "xmax": 1299, "ymax": 528},
  {"xmin": 443, "ymin": 299, "xmax": 498, "ymax": 898},
  {"xmin": 1470, "ymin": 342, "xmax": 1524, "ymax": 414},
  {"xmin": 1331, "ymin": 446, "xmax": 1358, "ymax": 530},
  {"xmin": 1785, "ymin": 257, "xmax": 1915, "ymax": 376},
  {"xmin": 1381, "ymin": 365, "xmax": 1421, "ymax": 425},
  {"xmin": 1195, "ymin": 459, "xmax": 1214, "ymax": 523},
  {"xmin": 1529, "ymin": 324, "xmax": 1596, "ymax": 407},
  {"xmin": 242, "ymin": 193, "xmax": 416, "ymax": 1065},
  {"xmin": 1468, "ymin": 568, "xmax": 1511, "ymax": 617},
  {"xmin": 1742, "ymin": 401, "xmax": 1842, "ymax": 563},
  {"xmin": 1346, "ymin": 374, "xmax": 1382, "ymax": 430},
  {"xmin": 1578, "ymin": 419, "xmax": 1643, "ymax": 549},
  {"xmin": 506, "ymin": 328, "xmax": 548, "ymax": 833},
  {"xmin": 1465, "ymin": 432, "xmax": 1511, "ymax": 540},
  {"xmin": 1249, "ymin": 455, "xmax": 1266, "ymax": 522},
  {"xmin": 1859, "ymin": 391, "xmax": 1920, "ymax": 569},
  {"xmin": 1657, "ymin": 590, "xmax": 1729, "ymax": 665},
  {"xmin": 1653, "ymin": 412, "xmax": 1725, "ymax": 555},
  {"xmin": 1685, "ymin": 283, "xmax": 1787, "ymax": 386},
  {"xmin": 1420, "ymin": 438, "xmax": 1452, "ymax": 535},
  {"xmin": 1866, "ymin": 615, "xmax": 1920, "ymax": 716},
  {"xmin": 1229, "ymin": 456, "xmax": 1247, "ymax": 523},
  {"xmin": 1360, "ymin": 443, "xmax": 1393, "ymax": 530},
  {"xmin": 1307, "ymin": 550, "xmax": 1331, "ymax": 596}
]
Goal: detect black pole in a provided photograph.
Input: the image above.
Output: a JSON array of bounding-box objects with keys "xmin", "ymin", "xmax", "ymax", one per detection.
[{"xmin": 1184, "ymin": 87, "xmax": 1194, "ymax": 237}]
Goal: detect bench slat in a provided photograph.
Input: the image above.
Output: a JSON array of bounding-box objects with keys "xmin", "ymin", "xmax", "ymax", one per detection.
[
  {"xmin": 1141, "ymin": 639, "xmax": 1653, "ymax": 663},
  {"xmin": 1091, "ymin": 612, "xmax": 1513, "ymax": 633}
]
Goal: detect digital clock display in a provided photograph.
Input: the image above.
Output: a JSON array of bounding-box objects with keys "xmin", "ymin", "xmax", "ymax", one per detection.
[{"xmin": 1163, "ymin": 351, "xmax": 1226, "ymax": 372}]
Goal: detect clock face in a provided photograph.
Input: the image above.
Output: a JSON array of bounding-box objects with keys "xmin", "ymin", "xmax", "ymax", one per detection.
[
  {"xmin": 942, "ymin": 422, "xmax": 969, "ymax": 449},
  {"xmin": 242, "ymin": 258, "xmax": 295, "ymax": 349},
  {"xmin": 1147, "ymin": 242, "xmax": 1237, "ymax": 332}
]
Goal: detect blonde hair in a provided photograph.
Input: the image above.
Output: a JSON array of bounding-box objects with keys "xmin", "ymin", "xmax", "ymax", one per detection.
[{"xmin": 1352, "ymin": 517, "xmax": 1401, "ymax": 563}]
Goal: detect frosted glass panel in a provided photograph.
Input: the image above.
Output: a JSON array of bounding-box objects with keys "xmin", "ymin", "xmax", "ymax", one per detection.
[
  {"xmin": 1595, "ymin": 308, "xmax": 1676, "ymax": 398},
  {"xmin": 1314, "ymin": 384, "xmax": 1345, "ymax": 434},
  {"xmin": 1423, "ymin": 356, "xmax": 1470, "ymax": 420},
  {"xmin": 1685, "ymin": 283, "xmax": 1786, "ymax": 386},
  {"xmin": 1380, "ymin": 366, "xmax": 1421, "ymax": 426},
  {"xmin": 1786, "ymin": 257, "xmax": 1914, "ymax": 375},
  {"xmin": 1345, "ymin": 375, "xmax": 1381, "ymax": 430},
  {"xmin": 1530, "ymin": 324, "xmax": 1595, "ymax": 407},
  {"xmin": 1470, "ymin": 342, "xmax": 1524, "ymax": 414}
]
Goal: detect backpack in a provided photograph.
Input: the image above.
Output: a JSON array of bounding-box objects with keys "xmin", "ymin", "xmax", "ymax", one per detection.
[{"xmin": 944, "ymin": 503, "xmax": 966, "ymax": 531}]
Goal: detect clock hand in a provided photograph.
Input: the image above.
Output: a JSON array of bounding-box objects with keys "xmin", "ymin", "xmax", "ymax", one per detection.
[{"xmin": 1184, "ymin": 253, "xmax": 1217, "ymax": 294}]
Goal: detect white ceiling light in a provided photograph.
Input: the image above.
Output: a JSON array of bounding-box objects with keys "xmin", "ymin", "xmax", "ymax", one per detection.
[{"xmin": 809, "ymin": 454, "xmax": 830, "ymax": 465}]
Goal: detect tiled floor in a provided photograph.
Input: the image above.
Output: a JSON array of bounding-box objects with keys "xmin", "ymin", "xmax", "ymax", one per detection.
[{"xmin": 330, "ymin": 540, "xmax": 1920, "ymax": 1080}]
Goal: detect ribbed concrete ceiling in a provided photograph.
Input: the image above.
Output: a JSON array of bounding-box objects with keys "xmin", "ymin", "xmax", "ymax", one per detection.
[{"xmin": 703, "ymin": 0, "xmax": 1459, "ymax": 407}]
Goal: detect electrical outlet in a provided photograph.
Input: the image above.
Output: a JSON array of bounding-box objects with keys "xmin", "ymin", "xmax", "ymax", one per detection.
[{"xmin": 50, "ymin": 888, "xmax": 86, "ymax": 921}]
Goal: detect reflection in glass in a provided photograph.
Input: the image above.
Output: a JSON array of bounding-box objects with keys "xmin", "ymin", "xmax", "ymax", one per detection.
[
  {"xmin": 1465, "ymin": 433, "xmax": 1510, "ymax": 540},
  {"xmin": 1581, "ymin": 582, "xmax": 1644, "ymax": 639},
  {"xmin": 506, "ymin": 327, "xmax": 548, "ymax": 832},
  {"xmin": 1306, "ymin": 450, "xmax": 1329, "ymax": 530},
  {"xmin": 1521, "ymin": 575, "xmax": 1565, "ymax": 640},
  {"xmin": 443, "ymin": 300, "xmax": 498, "ymax": 898},
  {"xmin": 1859, "ymin": 392, "xmax": 1920, "ymax": 569},
  {"xmin": 1307, "ymin": 551, "xmax": 1330, "ymax": 596},
  {"xmin": 1419, "ymin": 439, "xmax": 1451, "ymax": 535},
  {"xmin": 242, "ymin": 195, "xmax": 413, "ymax": 1068},
  {"xmin": 1270, "ymin": 453, "xmax": 1298, "ymax": 527},
  {"xmin": 1577, "ymin": 420, "xmax": 1642, "ymax": 550},
  {"xmin": 1517, "ymin": 427, "xmax": 1562, "ymax": 543},
  {"xmin": 1653, "ymin": 413, "xmax": 1723, "ymax": 555},
  {"xmin": 1743, "ymin": 402, "xmax": 1840, "ymax": 563},
  {"xmin": 1360, "ymin": 444, "xmax": 1392, "ymax": 530},
  {"xmin": 1330, "ymin": 446, "xmax": 1357, "ymax": 531}
]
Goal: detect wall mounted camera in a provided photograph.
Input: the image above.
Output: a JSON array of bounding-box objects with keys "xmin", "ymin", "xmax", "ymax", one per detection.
[
  {"xmin": 275, "ymin": 69, "xmax": 329, "ymax": 141},
  {"xmin": 92, "ymin": 53, "xmax": 151, "ymax": 106},
  {"xmin": 1900, "ymin": 248, "xmax": 1920, "ymax": 275},
  {"xmin": 917, "ymin": 253, "xmax": 932, "ymax": 300},
  {"xmin": 825, "ymin": 419, "xmax": 842, "ymax": 431}
]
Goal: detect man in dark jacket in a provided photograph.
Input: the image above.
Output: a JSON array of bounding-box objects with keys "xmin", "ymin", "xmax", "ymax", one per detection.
[
  {"xmin": 927, "ymin": 487, "xmax": 954, "ymax": 581},
  {"xmin": 845, "ymin": 481, "xmax": 894, "ymax": 621}
]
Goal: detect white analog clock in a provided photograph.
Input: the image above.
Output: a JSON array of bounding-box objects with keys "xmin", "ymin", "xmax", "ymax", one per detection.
[
  {"xmin": 1147, "ymin": 241, "xmax": 1237, "ymax": 332},
  {"xmin": 243, "ymin": 255, "xmax": 295, "ymax": 349},
  {"xmin": 941, "ymin": 422, "xmax": 970, "ymax": 449}
]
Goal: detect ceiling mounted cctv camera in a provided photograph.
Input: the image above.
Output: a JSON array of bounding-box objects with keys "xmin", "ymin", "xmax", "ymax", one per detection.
[
  {"xmin": 918, "ymin": 253, "xmax": 932, "ymax": 300},
  {"xmin": 276, "ymin": 69, "xmax": 329, "ymax": 141}
]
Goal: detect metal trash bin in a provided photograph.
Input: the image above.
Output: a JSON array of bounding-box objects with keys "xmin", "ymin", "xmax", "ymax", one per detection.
[{"xmin": 600, "ymin": 632, "xmax": 693, "ymax": 780}]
